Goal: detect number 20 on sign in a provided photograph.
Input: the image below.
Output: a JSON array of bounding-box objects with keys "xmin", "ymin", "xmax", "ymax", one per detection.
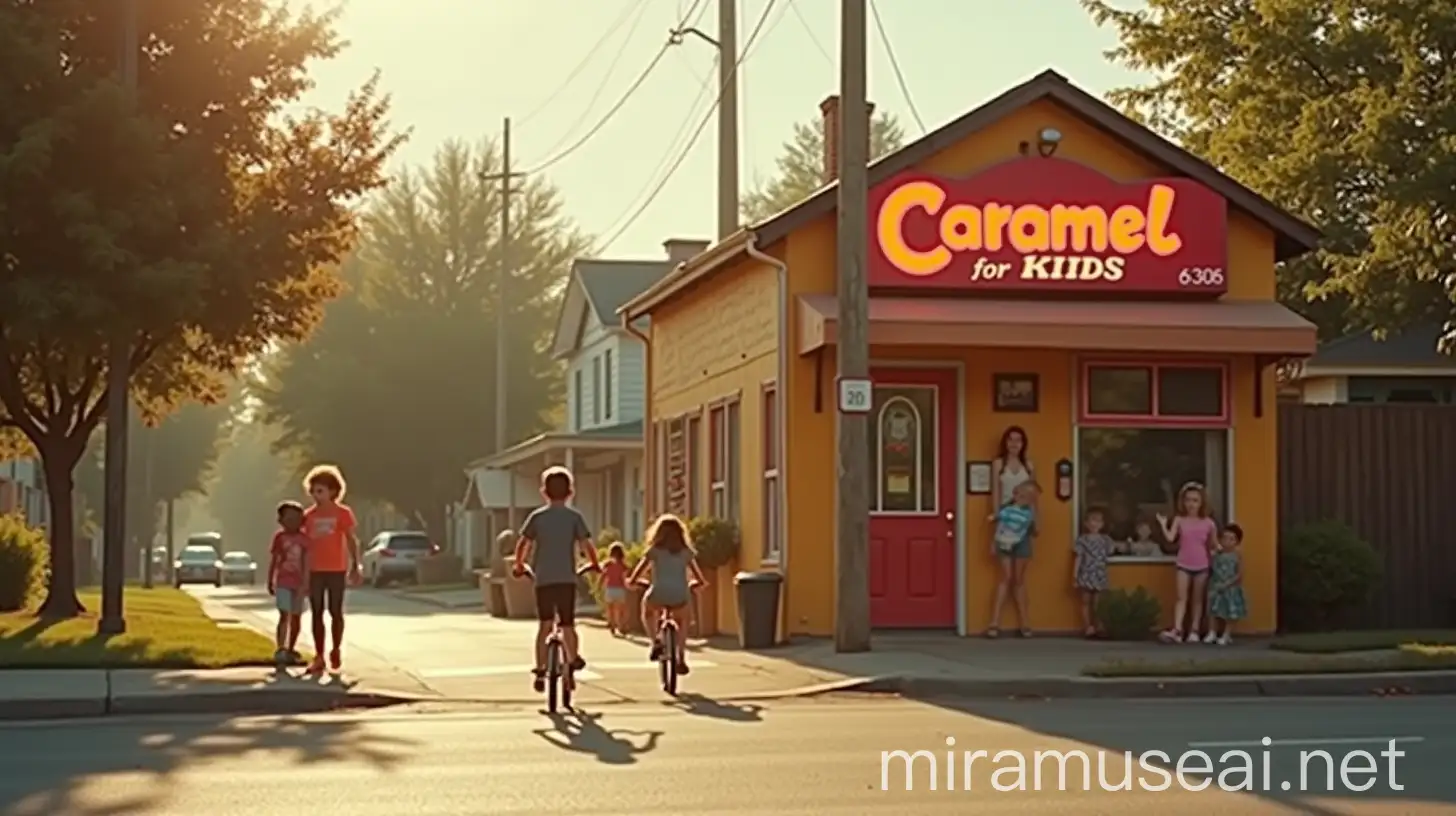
[{"xmin": 838, "ymin": 378, "xmax": 873, "ymax": 414}]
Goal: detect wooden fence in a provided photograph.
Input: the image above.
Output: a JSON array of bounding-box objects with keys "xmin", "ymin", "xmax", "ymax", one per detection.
[{"xmin": 1279, "ymin": 403, "xmax": 1456, "ymax": 629}]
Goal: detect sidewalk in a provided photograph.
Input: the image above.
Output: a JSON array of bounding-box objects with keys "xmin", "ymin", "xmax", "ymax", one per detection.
[
  {"xmin": 0, "ymin": 666, "xmax": 425, "ymax": 721},
  {"xmin": 386, "ymin": 586, "xmax": 483, "ymax": 610}
]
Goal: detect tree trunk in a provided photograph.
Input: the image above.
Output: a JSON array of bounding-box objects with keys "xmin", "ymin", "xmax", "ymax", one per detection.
[{"xmin": 37, "ymin": 444, "xmax": 84, "ymax": 619}]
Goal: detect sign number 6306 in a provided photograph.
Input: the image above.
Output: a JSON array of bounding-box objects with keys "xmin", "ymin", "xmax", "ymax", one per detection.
[{"xmin": 1179, "ymin": 267, "xmax": 1225, "ymax": 286}]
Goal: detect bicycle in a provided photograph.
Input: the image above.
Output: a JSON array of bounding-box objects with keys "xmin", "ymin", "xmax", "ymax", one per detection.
[
  {"xmin": 639, "ymin": 580, "xmax": 703, "ymax": 696},
  {"xmin": 514, "ymin": 563, "xmax": 596, "ymax": 713}
]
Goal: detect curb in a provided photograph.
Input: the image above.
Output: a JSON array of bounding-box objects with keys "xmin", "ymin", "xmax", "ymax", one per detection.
[
  {"xmin": 831, "ymin": 670, "xmax": 1456, "ymax": 700},
  {"xmin": 0, "ymin": 689, "xmax": 422, "ymax": 722}
]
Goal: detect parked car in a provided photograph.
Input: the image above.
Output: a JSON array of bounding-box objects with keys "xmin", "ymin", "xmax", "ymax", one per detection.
[
  {"xmin": 362, "ymin": 531, "xmax": 439, "ymax": 587},
  {"xmin": 219, "ymin": 551, "xmax": 258, "ymax": 585},
  {"xmin": 173, "ymin": 545, "xmax": 221, "ymax": 587}
]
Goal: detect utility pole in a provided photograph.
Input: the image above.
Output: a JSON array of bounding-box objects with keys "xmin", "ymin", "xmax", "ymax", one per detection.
[
  {"xmin": 481, "ymin": 118, "xmax": 525, "ymax": 523},
  {"xmin": 833, "ymin": 0, "xmax": 871, "ymax": 653},
  {"xmin": 140, "ymin": 426, "xmax": 154, "ymax": 589},
  {"xmin": 669, "ymin": 0, "xmax": 739, "ymax": 239},
  {"xmin": 101, "ymin": 0, "xmax": 139, "ymax": 635},
  {"xmin": 716, "ymin": 0, "xmax": 738, "ymax": 239}
]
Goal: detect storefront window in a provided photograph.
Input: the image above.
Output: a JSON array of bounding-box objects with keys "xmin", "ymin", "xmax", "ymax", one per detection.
[
  {"xmin": 868, "ymin": 386, "xmax": 937, "ymax": 513},
  {"xmin": 1079, "ymin": 361, "xmax": 1230, "ymax": 561},
  {"xmin": 1078, "ymin": 428, "xmax": 1228, "ymax": 559}
]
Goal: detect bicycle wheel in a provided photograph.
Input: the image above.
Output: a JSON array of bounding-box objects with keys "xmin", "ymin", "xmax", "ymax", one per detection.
[
  {"xmin": 662, "ymin": 625, "xmax": 678, "ymax": 695},
  {"xmin": 546, "ymin": 640, "xmax": 561, "ymax": 713}
]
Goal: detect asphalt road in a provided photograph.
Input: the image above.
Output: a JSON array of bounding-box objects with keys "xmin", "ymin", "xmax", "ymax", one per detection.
[{"xmin": 1, "ymin": 696, "xmax": 1452, "ymax": 815}]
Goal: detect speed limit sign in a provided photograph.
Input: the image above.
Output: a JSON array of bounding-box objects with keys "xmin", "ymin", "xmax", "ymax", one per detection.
[{"xmin": 837, "ymin": 377, "xmax": 873, "ymax": 414}]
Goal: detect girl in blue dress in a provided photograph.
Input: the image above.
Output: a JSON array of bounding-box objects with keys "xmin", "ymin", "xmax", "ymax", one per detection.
[{"xmin": 1206, "ymin": 523, "xmax": 1247, "ymax": 645}]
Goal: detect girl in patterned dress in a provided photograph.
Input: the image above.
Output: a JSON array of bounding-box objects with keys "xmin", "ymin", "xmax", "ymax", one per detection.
[
  {"xmin": 1073, "ymin": 508, "xmax": 1113, "ymax": 638},
  {"xmin": 1206, "ymin": 523, "xmax": 1247, "ymax": 645}
]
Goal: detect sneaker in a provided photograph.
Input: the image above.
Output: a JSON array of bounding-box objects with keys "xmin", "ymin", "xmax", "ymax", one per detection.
[
  {"xmin": 531, "ymin": 668, "xmax": 545, "ymax": 693},
  {"xmin": 1185, "ymin": 631, "xmax": 1200, "ymax": 644},
  {"xmin": 287, "ymin": 649, "xmax": 303, "ymax": 665},
  {"xmin": 649, "ymin": 641, "xmax": 663, "ymax": 662},
  {"xmin": 1217, "ymin": 633, "xmax": 1232, "ymax": 646},
  {"xmin": 676, "ymin": 661, "xmax": 690, "ymax": 676},
  {"xmin": 570, "ymin": 655, "xmax": 586, "ymax": 672},
  {"xmin": 272, "ymin": 648, "xmax": 288, "ymax": 665},
  {"xmin": 1158, "ymin": 629, "xmax": 1182, "ymax": 643},
  {"xmin": 328, "ymin": 648, "xmax": 342, "ymax": 672},
  {"xmin": 306, "ymin": 657, "xmax": 326, "ymax": 674},
  {"xmin": 1203, "ymin": 631, "xmax": 1218, "ymax": 644}
]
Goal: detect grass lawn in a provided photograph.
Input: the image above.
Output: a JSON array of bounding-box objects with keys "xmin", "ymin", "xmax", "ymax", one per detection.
[
  {"xmin": 1269, "ymin": 629, "xmax": 1456, "ymax": 654},
  {"xmin": 0, "ymin": 587, "xmax": 278, "ymax": 669},
  {"xmin": 399, "ymin": 582, "xmax": 475, "ymax": 594},
  {"xmin": 1084, "ymin": 644, "xmax": 1456, "ymax": 678}
]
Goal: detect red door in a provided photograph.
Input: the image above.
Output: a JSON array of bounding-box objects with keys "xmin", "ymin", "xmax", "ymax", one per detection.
[{"xmin": 867, "ymin": 367, "xmax": 958, "ymax": 628}]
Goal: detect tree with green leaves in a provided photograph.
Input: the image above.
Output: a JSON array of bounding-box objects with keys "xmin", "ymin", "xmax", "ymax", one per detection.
[
  {"xmin": 0, "ymin": 2, "xmax": 400, "ymax": 616},
  {"xmin": 741, "ymin": 111, "xmax": 906, "ymax": 223},
  {"xmin": 259, "ymin": 140, "xmax": 589, "ymax": 536},
  {"xmin": 1083, "ymin": 0, "xmax": 1454, "ymax": 338}
]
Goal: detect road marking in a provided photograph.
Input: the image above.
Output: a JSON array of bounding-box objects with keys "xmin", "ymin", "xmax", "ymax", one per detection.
[
  {"xmin": 419, "ymin": 660, "xmax": 716, "ymax": 680},
  {"xmin": 1188, "ymin": 737, "xmax": 1426, "ymax": 748}
]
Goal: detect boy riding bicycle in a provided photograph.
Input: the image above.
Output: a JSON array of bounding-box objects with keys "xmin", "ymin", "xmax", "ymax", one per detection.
[{"xmin": 512, "ymin": 466, "xmax": 600, "ymax": 692}]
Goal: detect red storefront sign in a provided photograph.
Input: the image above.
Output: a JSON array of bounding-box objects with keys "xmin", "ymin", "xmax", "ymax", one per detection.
[{"xmin": 869, "ymin": 158, "xmax": 1228, "ymax": 295}]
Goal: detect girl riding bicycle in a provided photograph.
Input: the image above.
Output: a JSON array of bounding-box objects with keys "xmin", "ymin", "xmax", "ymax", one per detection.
[{"xmin": 628, "ymin": 514, "xmax": 707, "ymax": 675}]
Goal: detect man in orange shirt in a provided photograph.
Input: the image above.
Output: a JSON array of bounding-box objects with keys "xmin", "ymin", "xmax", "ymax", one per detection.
[{"xmin": 302, "ymin": 464, "xmax": 362, "ymax": 673}]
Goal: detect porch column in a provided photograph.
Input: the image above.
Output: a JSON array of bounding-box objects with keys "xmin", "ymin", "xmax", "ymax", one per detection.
[
  {"xmin": 506, "ymin": 466, "xmax": 518, "ymax": 532},
  {"xmin": 620, "ymin": 458, "xmax": 632, "ymax": 540},
  {"xmin": 564, "ymin": 447, "xmax": 575, "ymax": 506}
]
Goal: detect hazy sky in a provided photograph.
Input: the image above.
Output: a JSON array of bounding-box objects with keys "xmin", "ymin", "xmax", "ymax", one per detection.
[{"xmin": 300, "ymin": 0, "xmax": 1147, "ymax": 260}]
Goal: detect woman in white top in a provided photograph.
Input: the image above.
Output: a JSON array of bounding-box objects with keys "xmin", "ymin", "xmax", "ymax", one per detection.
[{"xmin": 986, "ymin": 425, "xmax": 1035, "ymax": 638}]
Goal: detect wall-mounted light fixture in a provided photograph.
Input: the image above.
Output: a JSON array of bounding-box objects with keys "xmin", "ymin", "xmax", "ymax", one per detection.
[{"xmin": 1036, "ymin": 127, "xmax": 1062, "ymax": 157}]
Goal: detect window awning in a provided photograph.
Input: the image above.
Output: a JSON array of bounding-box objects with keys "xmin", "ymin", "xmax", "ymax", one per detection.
[{"xmin": 796, "ymin": 295, "xmax": 1317, "ymax": 357}]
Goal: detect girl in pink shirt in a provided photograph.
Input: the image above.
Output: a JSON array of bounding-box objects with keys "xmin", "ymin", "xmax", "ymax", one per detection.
[{"xmin": 1156, "ymin": 482, "xmax": 1218, "ymax": 643}]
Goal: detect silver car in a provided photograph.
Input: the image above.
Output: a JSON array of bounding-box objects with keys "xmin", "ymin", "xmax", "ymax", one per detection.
[
  {"xmin": 219, "ymin": 551, "xmax": 258, "ymax": 585},
  {"xmin": 173, "ymin": 545, "xmax": 221, "ymax": 587},
  {"xmin": 362, "ymin": 531, "xmax": 438, "ymax": 587}
]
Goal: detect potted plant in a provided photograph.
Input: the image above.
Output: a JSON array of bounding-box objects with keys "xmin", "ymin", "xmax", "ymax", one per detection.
[{"xmin": 687, "ymin": 516, "xmax": 739, "ymax": 637}]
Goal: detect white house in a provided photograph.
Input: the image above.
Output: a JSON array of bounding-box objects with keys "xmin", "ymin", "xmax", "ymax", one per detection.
[
  {"xmin": 1286, "ymin": 323, "xmax": 1456, "ymax": 404},
  {"xmin": 0, "ymin": 457, "xmax": 47, "ymax": 528},
  {"xmin": 457, "ymin": 239, "xmax": 706, "ymax": 560}
]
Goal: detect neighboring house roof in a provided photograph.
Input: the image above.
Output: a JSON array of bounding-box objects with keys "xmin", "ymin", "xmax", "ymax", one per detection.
[
  {"xmin": 1305, "ymin": 323, "xmax": 1456, "ymax": 370},
  {"xmin": 468, "ymin": 419, "xmax": 645, "ymax": 470},
  {"xmin": 622, "ymin": 68, "xmax": 1323, "ymax": 321},
  {"xmin": 549, "ymin": 258, "xmax": 669, "ymax": 358}
]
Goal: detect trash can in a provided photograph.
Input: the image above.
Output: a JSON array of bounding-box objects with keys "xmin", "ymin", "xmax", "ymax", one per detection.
[{"xmin": 734, "ymin": 571, "xmax": 783, "ymax": 649}]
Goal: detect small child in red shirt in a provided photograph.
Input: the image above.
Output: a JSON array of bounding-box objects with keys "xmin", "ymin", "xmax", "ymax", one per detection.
[
  {"xmin": 601, "ymin": 543, "xmax": 629, "ymax": 635},
  {"xmin": 267, "ymin": 501, "xmax": 311, "ymax": 666}
]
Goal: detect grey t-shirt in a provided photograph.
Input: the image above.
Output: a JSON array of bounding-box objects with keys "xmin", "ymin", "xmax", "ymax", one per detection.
[
  {"xmin": 521, "ymin": 504, "xmax": 590, "ymax": 586},
  {"xmin": 645, "ymin": 546, "xmax": 693, "ymax": 606}
]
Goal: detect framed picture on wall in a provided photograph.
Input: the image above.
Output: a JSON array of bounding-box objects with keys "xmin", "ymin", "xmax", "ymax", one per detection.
[{"xmin": 994, "ymin": 373, "xmax": 1039, "ymax": 412}]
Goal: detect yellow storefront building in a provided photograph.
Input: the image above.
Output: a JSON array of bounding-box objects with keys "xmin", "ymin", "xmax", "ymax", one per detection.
[{"xmin": 621, "ymin": 71, "xmax": 1319, "ymax": 639}]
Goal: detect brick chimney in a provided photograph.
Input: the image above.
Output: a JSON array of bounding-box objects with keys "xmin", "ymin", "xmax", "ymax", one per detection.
[
  {"xmin": 663, "ymin": 238, "xmax": 710, "ymax": 265},
  {"xmin": 819, "ymin": 95, "xmax": 876, "ymax": 183}
]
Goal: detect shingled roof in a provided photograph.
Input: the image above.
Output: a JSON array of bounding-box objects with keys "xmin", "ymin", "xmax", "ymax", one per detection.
[{"xmin": 1308, "ymin": 323, "xmax": 1456, "ymax": 369}]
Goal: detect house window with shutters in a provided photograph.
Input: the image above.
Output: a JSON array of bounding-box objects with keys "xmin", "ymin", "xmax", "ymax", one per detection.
[
  {"xmin": 709, "ymin": 395, "xmax": 741, "ymax": 522},
  {"xmin": 761, "ymin": 382, "xmax": 780, "ymax": 562},
  {"xmin": 665, "ymin": 416, "xmax": 688, "ymax": 516},
  {"xmin": 686, "ymin": 413, "xmax": 703, "ymax": 517}
]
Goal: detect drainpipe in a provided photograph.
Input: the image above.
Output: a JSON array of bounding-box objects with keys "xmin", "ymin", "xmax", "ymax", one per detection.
[
  {"xmin": 623, "ymin": 315, "xmax": 653, "ymax": 525},
  {"xmin": 744, "ymin": 235, "xmax": 790, "ymax": 608}
]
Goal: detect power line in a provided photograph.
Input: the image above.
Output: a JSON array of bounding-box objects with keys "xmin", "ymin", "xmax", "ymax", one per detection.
[
  {"xmin": 593, "ymin": 0, "xmax": 781, "ymax": 254},
  {"xmin": 597, "ymin": 57, "xmax": 719, "ymax": 245},
  {"xmin": 788, "ymin": 0, "xmax": 832, "ymax": 65},
  {"xmin": 530, "ymin": 0, "xmax": 655, "ymax": 161},
  {"xmin": 523, "ymin": 0, "xmax": 709, "ymax": 174},
  {"xmin": 869, "ymin": 0, "xmax": 925, "ymax": 133},
  {"xmin": 516, "ymin": 0, "xmax": 648, "ymax": 128}
]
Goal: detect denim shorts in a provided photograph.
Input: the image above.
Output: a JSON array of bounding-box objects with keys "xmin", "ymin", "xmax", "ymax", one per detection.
[
  {"xmin": 275, "ymin": 587, "xmax": 306, "ymax": 614},
  {"xmin": 603, "ymin": 587, "xmax": 627, "ymax": 604}
]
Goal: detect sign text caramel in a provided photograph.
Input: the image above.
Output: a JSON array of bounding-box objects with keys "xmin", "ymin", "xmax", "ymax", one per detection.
[{"xmin": 876, "ymin": 180, "xmax": 1185, "ymax": 282}]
